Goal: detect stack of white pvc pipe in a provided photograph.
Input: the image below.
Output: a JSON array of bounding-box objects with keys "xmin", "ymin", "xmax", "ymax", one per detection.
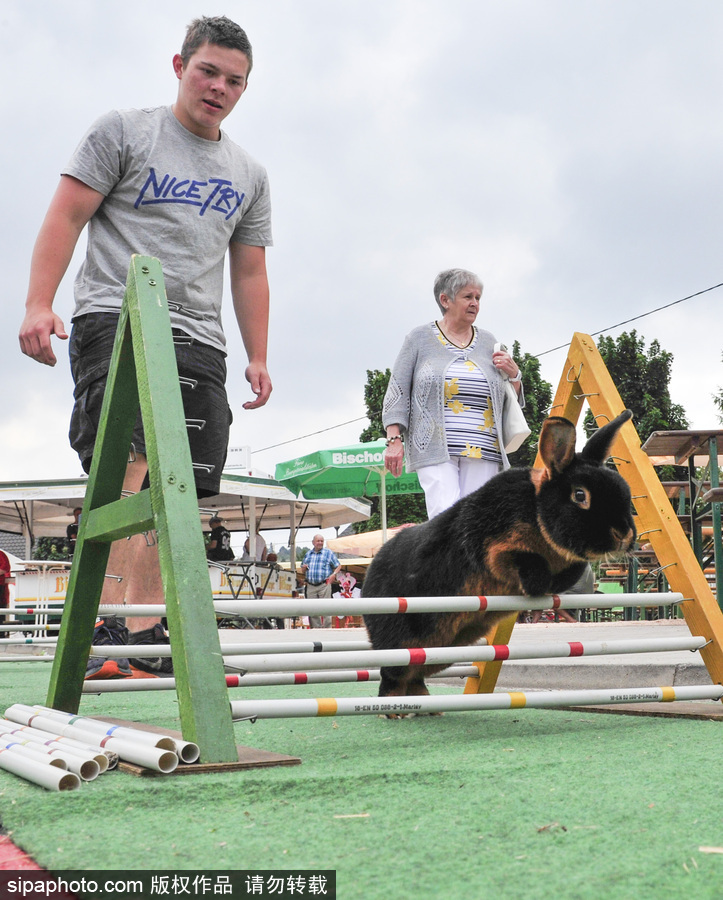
[
  {"xmin": 0, "ymin": 740, "xmax": 80, "ymax": 791},
  {"xmin": 0, "ymin": 705, "xmax": 201, "ymax": 790},
  {"xmin": 27, "ymin": 706, "xmax": 200, "ymax": 764},
  {"xmin": 2, "ymin": 721, "xmax": 116, "ymax": 770},
  {"xmin": 0, "ymin": 716, "xmax": 108, "ymax": 792}
]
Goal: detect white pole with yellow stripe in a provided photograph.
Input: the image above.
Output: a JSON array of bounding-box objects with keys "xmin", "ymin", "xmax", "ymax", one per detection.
[{"xmin": 230, "ymin": 684, "xmax": 723, "ymax": 720}]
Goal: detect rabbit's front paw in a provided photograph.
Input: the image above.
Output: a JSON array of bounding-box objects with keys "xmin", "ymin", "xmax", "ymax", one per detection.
[{"xmin": 512, "ymin": 552, "xmax": 553, "ymax": 597}]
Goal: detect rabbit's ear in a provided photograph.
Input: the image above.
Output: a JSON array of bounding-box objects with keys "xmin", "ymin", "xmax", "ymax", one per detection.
[
  {"xmin": 538, "ymin": 417, "xmax": 577, "ymax": 475},
  {"xmin": 581, "ymin": 410, "xmax": 633, "ymax": 466}
]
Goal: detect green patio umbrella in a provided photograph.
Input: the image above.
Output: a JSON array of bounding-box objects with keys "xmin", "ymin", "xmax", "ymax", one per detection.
[{"xmin": 274, "ymin": 439, "xmax": 422, "ymax": 542}]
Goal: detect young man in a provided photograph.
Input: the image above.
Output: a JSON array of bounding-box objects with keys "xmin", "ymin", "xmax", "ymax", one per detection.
[
  {"xmin": 206, "ymin": 516, "xmax": 235, "ymax": 562},
  {"xmin": 65, "ymin": 507, "xmax": 82, "ymax": 558},
  {"xmin": 19, "ymin": 16, "xmax": 272, "ymax": 679}
]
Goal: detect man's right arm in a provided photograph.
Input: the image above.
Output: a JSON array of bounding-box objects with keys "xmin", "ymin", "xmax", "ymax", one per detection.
[{"xmin": 19, "ymin": 175, "xmax": 105, "ymax": 367}]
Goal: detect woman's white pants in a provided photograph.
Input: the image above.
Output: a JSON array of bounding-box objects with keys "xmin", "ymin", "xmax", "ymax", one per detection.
[{"xmin": 416, "ymin": 457, "xmax": 500, "ymax": 520}]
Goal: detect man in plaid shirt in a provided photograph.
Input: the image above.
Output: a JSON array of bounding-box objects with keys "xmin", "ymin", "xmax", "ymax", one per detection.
[{"xmin": 301, "ymin": 534, "xmax": 341, "ymax": 628}]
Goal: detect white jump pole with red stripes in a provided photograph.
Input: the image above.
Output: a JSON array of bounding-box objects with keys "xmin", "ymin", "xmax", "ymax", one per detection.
[
  {"xmin": 88, "ymin": 634, "xmax": 707, "ymax": 668},
  {"xmin": 79, "ymin": 635, "xmax": 710, "ymax": 699},
  {"xmin": 218, "ymin": 635, "xmax": 707, "ymax": 673},
  {"xmin": 9, "ymin": 591, "xmax": 681, "ymax": 619},
  {"xmin": 3, "ymin": 637, "xmax": 375, "ymax": 653},
  {"xmin": 230, "ymin": 684, "xmax": 723, "ymax": 721},
  {"xmin": 81, "ymin": 665, "xmax": 482, "ymax": 693},
  {"xmin": 17, "ymin": 591, "xmax": 685, "ymax": 627},
  {"xmin": 93, "ymin": 591, "xmax": 684, "ymax": 619}
]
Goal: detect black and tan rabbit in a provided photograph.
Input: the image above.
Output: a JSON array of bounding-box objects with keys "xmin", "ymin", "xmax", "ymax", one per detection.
[{"xmin": 362, "ymin": 410, "xmax": 637, "ymax": 699}]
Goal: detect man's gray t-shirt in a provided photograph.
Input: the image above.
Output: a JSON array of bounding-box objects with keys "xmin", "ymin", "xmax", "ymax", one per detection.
[{"xmin": 63, "ymin": 105, "xmax": 272, "ymax": 353}]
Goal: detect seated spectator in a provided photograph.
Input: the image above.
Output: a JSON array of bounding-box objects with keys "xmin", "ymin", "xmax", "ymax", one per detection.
[
  {"xmin": 66, "ymin": 507, "xmax": 82, "ymax": 557},
  {"xmin": 206, "ymin": 516, "xmax": 234, "ymax": 561},
  {"xmin": 242, "ymin": 530, "xmax": 267, "ymax": 562}
]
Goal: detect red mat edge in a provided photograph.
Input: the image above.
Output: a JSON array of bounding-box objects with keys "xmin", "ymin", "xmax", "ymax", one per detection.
[{"xmin": 0, "ymin": 833, "xmax": 44, "ymax": 870}]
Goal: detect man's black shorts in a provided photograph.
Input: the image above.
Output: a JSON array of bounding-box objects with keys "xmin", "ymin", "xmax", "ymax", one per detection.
[{"xmin": 69, "ymin": 312, "xmax": 231, "ymax": 498}]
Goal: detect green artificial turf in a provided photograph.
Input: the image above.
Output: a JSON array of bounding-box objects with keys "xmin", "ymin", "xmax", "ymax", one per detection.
[{"xmin": 1, "ymin": 662, "xmax": 722, "ymax": 899}]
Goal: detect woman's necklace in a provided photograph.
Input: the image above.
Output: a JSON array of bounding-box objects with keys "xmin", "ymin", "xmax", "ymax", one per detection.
[{"xmin": 436, "ymin": 321, "xmax": 474, "ymax": 349}]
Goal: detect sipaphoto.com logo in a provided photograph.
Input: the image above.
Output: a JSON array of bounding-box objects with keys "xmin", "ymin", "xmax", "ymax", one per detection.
[{"xmin": 332, "ymin": 450, "xmax": 384, "ymax": 466}]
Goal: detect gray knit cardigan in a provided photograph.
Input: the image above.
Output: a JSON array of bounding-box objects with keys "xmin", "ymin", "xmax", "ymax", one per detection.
[{"xmin": 382, "ymin": 323, "xmax": 526, "ymax": 473}]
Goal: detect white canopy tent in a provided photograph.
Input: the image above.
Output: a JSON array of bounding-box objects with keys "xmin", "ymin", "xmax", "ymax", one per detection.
[{"xmin": 0, "ymin": 475, "xmax": 371, "ymax": 563}]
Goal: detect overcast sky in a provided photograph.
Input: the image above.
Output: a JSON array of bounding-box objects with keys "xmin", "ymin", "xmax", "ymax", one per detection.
[{"xmin": 3, "ymin": 0, "xmax": 723, "ymax": 498}]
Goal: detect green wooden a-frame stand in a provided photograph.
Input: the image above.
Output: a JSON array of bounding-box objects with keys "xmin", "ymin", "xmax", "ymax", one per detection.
[{"xmin": 46, "ymin": 255, "xmax": 238, "ymax": 763}]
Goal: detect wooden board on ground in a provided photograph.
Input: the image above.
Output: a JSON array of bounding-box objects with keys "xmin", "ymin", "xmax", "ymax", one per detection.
[
  {"xmin": 94, "ymin": 717, "xmax": 301, "ymax": 777},
  {"xmin": 566, "ymin": 701, "xmax": 723, "ymax": 721}
]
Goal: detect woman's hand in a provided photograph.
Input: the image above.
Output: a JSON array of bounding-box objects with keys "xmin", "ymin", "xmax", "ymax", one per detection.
[
  {"xmin": 492, "ymin": 347, "xmax": 519, "ymax": 379},
  {"xmin": 384, "ymin": 438, "xmax": 405, "ymax": 477},
  {"xmin": 493, "ymin": 346, "xmax": 523, "ymax": 396}
]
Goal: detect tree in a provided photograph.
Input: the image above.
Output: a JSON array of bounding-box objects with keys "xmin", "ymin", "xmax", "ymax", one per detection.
[
  {"xmin": 33, "ymin": 537, "xmax": 69, "ymax": 561},
  {"xmin": 714, "ymin": 353, "xmax": 723, "ymax": 424},
  {"xmin": 358, "ymin": 368, "xmax": 391, "ymax": 443},
  {"xmin": 585, "ymin": 331, "xmax": 689, "ymax": 440},
  {"xmin": 356, "ymin": 368, "xmax": 427, "ymax": 532}
]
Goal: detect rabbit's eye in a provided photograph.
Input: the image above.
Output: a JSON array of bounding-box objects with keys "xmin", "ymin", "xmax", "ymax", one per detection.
[{"xmin": 572, "ymin": 487, "xmax": 591, "ymax": 509}]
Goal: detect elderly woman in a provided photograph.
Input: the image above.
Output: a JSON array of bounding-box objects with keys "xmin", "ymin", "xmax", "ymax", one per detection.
[{"xmin": 383, "ymin": 267, "xmax": 525, "ymax": 519}]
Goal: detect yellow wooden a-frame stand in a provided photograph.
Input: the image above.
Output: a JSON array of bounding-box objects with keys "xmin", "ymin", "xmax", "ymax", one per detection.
[
  {"xmin": 465, "ymin": 331, "xmax": 723, "ymax": 695},
  {"xmin": 46, "ymin": 256, "xmax": 238, "ymax": 763}
]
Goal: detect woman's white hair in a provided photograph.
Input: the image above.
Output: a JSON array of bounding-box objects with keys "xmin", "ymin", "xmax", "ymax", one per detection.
[{"xmin": 433, "ymin": 268, "xmax": 483, "ymax": 314}]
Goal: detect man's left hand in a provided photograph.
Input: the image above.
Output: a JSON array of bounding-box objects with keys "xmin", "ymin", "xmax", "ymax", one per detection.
[{"xmin": 243, "ymin": 362, "xmax": 272, "ymax": 409}]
